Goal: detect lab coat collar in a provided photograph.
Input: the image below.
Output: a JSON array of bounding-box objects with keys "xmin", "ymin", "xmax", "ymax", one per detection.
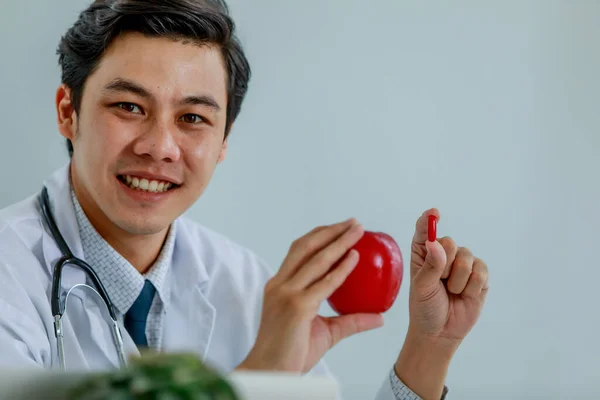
[
  {"xmin": 41, "ymin": 163, "xmax": 87, "ymax": 290},
  {"xmin": 42, "ymin": 162, "xmax": 85, "ymax": 261}
]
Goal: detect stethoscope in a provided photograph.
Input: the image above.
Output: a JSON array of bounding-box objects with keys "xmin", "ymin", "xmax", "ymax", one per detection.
[{"xmin": 39, "ymin": 187, "xmax": 128, "ymax": 370}]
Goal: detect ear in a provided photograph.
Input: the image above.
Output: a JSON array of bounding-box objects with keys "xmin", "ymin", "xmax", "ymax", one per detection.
[
  {"xmin": 217, "ymin": 137, "xmax": 228, "ymax": 164},
  {"xmin": 56, "ymin": 84, "xmax": 78, "ymax": 141}
]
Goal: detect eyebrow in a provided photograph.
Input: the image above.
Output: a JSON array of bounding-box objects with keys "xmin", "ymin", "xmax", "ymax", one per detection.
[
  {"xmin": 103, "ymin": 78, "xmax": 151, "ymax": 99},
  {"xmin": 178, "ymin": 94, "xmax": 221, "ymax": 112},
  {"xmin": 103, "ymin": 78, "xmax": 222, "ymax": 112}
]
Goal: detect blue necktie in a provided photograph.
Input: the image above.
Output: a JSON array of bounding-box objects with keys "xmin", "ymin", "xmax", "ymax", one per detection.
[{"xmin": 124, "ymin": 280, "xmax": 156, "ymax": 348}]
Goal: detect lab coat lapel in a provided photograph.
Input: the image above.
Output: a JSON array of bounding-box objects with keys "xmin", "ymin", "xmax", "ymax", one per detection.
[{"xmin": 164, "ymin": 220, "xmax": 215, "ymax": 362}]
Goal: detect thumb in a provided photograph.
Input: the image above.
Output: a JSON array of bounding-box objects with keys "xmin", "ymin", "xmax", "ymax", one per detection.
[
  {"xmin": 325, "ymin": 313, "xmax": 384, "ymax": 347},
  {"xmin": 413, "ymin": 240, "xmax": 447, "ymax": 289}
]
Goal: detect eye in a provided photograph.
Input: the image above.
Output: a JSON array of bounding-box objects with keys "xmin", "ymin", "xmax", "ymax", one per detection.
[
  {"xmin": 180, "ymin": 114, "xmax": 204, "ymax": 124},
  {"xmin": 116, "ymin": 102, "xmax": 142, "ymax": 114}
]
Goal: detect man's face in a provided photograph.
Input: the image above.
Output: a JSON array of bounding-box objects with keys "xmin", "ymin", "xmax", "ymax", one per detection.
[{"xmin": 57, "ymin": 32, "xmax": 229, "ymax": 236}]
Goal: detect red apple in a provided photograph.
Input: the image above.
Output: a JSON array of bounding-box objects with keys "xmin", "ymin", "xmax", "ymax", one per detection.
[{"xmin": 327, "ymin": 231, "xmax": 403, "ymax": 315}]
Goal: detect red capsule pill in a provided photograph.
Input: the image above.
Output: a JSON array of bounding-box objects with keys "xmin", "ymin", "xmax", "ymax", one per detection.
[{"xmin": 428, "ymin": 215, "xmax": 437, "ymax": 242}]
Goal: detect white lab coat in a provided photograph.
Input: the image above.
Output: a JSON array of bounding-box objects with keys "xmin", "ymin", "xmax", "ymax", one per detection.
[{"xmin": 0, "ymin": 164, "xmax": 399, "ymax": 399}]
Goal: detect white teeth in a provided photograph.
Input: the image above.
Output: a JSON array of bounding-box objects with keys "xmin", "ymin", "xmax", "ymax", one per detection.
[{"xmin": 122, "ymin": 175, "xmax": 175, "ymax": 193}]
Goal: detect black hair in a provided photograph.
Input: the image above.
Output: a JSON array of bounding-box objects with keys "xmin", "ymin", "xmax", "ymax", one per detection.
[{"xmin": 57, "ymin": 0, "xmax": 251, "ymax": 157}]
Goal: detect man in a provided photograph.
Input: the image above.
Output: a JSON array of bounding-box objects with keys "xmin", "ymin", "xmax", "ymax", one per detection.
[{"xmin": 0, "ymin": 1, "xmax": 489, "ymax": 399}]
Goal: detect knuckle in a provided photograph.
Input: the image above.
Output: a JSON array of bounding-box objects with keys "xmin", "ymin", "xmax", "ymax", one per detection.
[
  {"xmin": 439, "ymin": 237, "xmax": 458, "ymax": 256},
  {"xmin": 457, "ymin": 246, "xmax": 473, "ymax": 257},
  {"xmin": 442, "ymin": 237, "xmax": 457, "ymax": 250},
  {"xmin": 265, "ymin": 279, "xmax": 291, "ymax": 299},
  {"xmin": 317, "ymin": 273, "xmax": 334, "ymax": 290},
  {"xmin": 470, "ymin": 271, "xmax": 487, "ymax": 286},
  {"xmin": 342, "ymin": 225, "xmax": 361, "ymax": 242},
  {"xmin": 313, "ymin": 250, "xmax": 335, "ymax": 267},
  {"xmin": 289, "ymin": 238, "xmax": 300, "ymax": 251},
  {"xmin": 291, "ymin": 235, "xmax": 308, "ymax": 248},
  {"xmin": 264, "ymin": 277, "xmax": 278, "ymax": 294},
  {"xmin": 475, "ymin": 257, "xmax": 488, "ymax": 272},
  {"xmin": 453, "ymin": 259, "xmax": 472, "ymax": 273},
  {"xmin": 289, "ymin": 238, "xmax": 312, "ymax": 255},
  {"xmin": 439, "ymin": 236, "xmax": 454, "ymax": 245},
  {"xmin": 301, "ymin": 238, "xmax": 320, "ymax": 254},
  {"xmin": 474, "ymin": 262, "xmax": 489, "ymax": 281},
  {"xmin": 309, "ymin": 225, "xmax": 327, "ymax": 235},
  {"xmin": 326, "ymin": 270, "xmax": 343, "ymax": 287}
]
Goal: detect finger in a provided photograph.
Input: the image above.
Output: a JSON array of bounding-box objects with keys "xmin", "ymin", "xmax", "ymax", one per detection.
[
  {"xmin": 446, "ymin": 247, "xmax": 474, "ymax": 294},
  {"xmin": 305, "ymin": 249, "xmax": 360, "ymax": 299},
  {"xmin": 323, "ymin": 313, "xmax": 384, "ymax": 348},
  {"xmin": 438, "ymin": 237, "xmax": 458, "ymax": 279},
  {"xmin": 310, "ymin": 225, "xmax": 330, "ymax": 235},
  {"xmin": 412, "ymin": 208, "xmax": 441, "ymax": 246},
  {"xmin": 462, "ymin": 258, "xmax": 489, "ymax": 298},
  {"xmin": 278, "ymin": 219, "xmax": 356, "ymax": 280},
  {"xmin": 292, "ymin": 223, "xmax": 364, "ymax": 288},
  {"xmin": 412, "ymin": 240, "xmax": 447, "ymax": 290}
]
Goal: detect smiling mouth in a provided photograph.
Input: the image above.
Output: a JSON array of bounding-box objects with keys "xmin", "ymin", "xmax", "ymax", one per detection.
[{"xmin": 117, "ymin": 175, "xmax": 179, "ymax": 193}]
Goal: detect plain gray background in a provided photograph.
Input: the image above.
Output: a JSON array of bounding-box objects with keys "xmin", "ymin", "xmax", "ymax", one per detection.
[{"xmin": 1, "ymin": 1, "xmax": 599, "ymax": 399}]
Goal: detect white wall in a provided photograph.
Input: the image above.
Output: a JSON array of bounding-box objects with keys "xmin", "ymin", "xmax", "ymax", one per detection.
[{"xmin": 1, "ymin": 1, "xmax": 599, "ymax": 398}]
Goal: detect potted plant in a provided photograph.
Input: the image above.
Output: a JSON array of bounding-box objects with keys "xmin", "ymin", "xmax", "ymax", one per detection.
[{"xmin": 68, "ymin": 352, "xmax": 240, "ymax": 400}]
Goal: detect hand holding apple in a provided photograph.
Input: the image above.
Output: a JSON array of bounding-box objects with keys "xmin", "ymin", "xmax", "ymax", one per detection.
[{"xmin": 238, "ymin": 218, "xmax": 384, "ymax": 373}]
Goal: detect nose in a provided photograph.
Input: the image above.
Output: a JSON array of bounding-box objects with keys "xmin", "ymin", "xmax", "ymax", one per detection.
[{"xmin": 132, "ymin": 118, "xmax": 181, "ymax": 162}]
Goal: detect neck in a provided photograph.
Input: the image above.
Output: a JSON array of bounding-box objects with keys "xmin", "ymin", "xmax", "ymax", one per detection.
[
  {"xmin": 91, "ymin": 220, "xmax": 169, "ymax": 274},
  {"xmin": 71, "ymin": 167, "xmax": 168, "ymax": 274}
]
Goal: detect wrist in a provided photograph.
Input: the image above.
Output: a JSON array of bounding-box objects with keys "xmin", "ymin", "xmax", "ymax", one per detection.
[
  {"xmin": 394, "ymin": 329, "xmax": 458, "ymax": 400},
  {"xmin": 235, "ymin": 352, "xmax": 269, "ymax": 372},
  {"xmin": 235, "ymin": 350, "xmax": 262, "ymax": 372},
  {"xmin": 235, "ymin": 349, "xmax": 298, "ymax": 373}
]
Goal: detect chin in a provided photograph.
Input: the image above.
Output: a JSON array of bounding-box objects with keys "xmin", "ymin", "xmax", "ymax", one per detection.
[{"xmin": 116, "ymin": 217, "xmax": 171, "ymax": 236}]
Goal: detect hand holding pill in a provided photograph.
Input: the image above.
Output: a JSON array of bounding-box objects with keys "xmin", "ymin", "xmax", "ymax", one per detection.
[{"xmin": 399, "ymin": 208, "xmax": 489, "ymax": 356}]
